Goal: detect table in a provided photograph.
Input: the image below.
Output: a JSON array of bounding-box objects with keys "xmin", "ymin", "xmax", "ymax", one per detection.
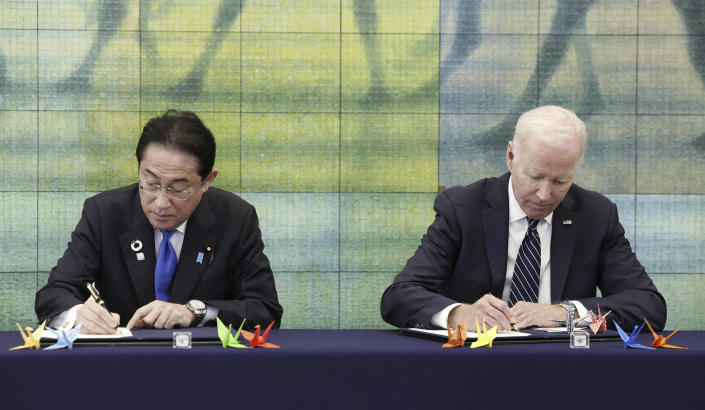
[{"xmin": 2, "ymin": 329, "xmax": 703, "ymax": 410}]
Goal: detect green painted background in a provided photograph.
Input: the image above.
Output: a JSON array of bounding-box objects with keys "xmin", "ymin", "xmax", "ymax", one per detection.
[{"xmin": 1, "ymin": 0, "xmax": 704, "ymax": 330}]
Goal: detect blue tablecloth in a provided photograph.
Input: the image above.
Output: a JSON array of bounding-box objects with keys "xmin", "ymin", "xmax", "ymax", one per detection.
[{"xmin": 2, "ymin": 329, "xmax": 704, "ymax": 410}]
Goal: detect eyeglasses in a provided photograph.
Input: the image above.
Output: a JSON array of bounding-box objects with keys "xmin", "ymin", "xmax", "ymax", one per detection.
[{"xmin": 138, "ymin": 180, "xmax": 201, "ymax": 201}]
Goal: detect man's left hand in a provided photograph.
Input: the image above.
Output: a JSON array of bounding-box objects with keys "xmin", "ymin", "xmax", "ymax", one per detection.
[
  {"xmin": 510, "ymin": 302, "xmax": 566, "ymax": 329},
  {"xmin": 126, "ymin": 301, "xmax": 195, "ymax": 330}
]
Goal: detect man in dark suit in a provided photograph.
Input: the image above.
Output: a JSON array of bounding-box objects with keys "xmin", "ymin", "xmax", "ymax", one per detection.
[
  {"xmin": 381, "ymin": 106, "xmax": 666, "ymax": 331},
  {"xmin": 36, "ymin": 110, "xmax": 282, "ymax": 334}
]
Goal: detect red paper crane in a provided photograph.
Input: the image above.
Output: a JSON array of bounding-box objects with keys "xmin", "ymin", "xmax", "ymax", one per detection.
[
  {"xmin": 644, "ymin": 317, "xmax": 687, "ymax": 349},
  {"xmin": 588, "ymin": 304, "xmax": 612, "ymax": 335},
  {"xmin": 240, "ymin": 321, "xmax": 280, "ymax": 348}
]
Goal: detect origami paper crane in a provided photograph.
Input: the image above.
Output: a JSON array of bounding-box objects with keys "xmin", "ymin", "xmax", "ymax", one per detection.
[
  {"xmin": 241, "ymin": 321, "xmax": 280, "ymax": 348},
  {"xmin": 442, "ymin": 320, "xmax": 467, "ymax": 348},
  {"xmin": 44, "ymin": 323, "xmax": 82, "ymax": 350},
  {"xmin": 216, "ymin": 317, "xmax": 249, "ymax": 349},
  {"xmin": 588, "ymin": 304, "xmax": 612, "ymax": 335},
  {"xmin": 9, "ymin": 320, "xmax": 47, "ymax": 351},
  {"xmin": 470, "ymin": 318, "xmax": 497, "ymax": 349},
  {"xmin": 613, "ymin": 320, "xmax": 655, "ymax": 350},
  {"xmin": 644, "ymin": 317, "xmax": 687, "ymax": 349}
]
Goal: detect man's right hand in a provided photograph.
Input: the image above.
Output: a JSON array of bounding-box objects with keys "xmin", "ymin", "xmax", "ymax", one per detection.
[
  {"xmin": 448, "ymin": 294, "xmax": 514, "ymax": 331},
  {"xmin": 75, "ymin": 298, "xmax": 120, "ymax": 334}
]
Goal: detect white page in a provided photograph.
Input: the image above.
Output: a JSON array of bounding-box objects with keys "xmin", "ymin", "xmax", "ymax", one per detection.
[
  {"xmin": 407, "ymin": 327, "xmax": 531, "ymax": 339},
  {"xmin": 533, "ymin": 326, "xmax": 589, "ymax": 333},
  {"xmin": 41, "ymin": 327, "xmax": 133, "ymax": 340}
]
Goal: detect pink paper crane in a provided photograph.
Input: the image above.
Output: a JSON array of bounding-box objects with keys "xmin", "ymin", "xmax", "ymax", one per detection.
[{"xmin": 588, "ymin": 304, "xmax": 612, "ymax": 335}]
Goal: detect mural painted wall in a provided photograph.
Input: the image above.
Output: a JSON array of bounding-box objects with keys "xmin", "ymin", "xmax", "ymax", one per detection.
[{"xmin": 1, "ymin": 0, "xmax": 704, "ymax": 330}]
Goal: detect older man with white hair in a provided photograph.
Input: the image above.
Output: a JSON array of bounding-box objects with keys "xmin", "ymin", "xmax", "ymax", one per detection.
[{"xmin": 381, "ymin": 105, "xmax": 666, "ymax": 331}]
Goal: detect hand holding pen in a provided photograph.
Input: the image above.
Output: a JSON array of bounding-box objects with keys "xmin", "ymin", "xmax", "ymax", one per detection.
[
  {"xmin": 87, "ymin": 282, "xmax": 107, "ymax": 309},
  {"xmin": 74, "ymin": 282, "xmax": 120, "ymax": 334},
  {"xmin": 448, "ymin": 294, "xmax": 517, "ymax": 331}
]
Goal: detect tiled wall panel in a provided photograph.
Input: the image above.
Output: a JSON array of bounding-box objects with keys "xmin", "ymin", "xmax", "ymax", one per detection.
[{"xmin": 1, "ymin": 0, "xmax": 703, "ymax": 331}]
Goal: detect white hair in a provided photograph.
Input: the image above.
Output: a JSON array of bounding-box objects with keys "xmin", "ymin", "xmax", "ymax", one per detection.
[{"xmin": 512, "ymin": 105, "xmax": 587, "ymax": 161}]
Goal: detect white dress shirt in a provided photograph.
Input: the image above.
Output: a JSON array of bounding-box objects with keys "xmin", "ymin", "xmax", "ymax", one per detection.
[
  {"xmin": 49, "ymin": 220, "xmax": 218, "ymax": 329},
  {"xmin": 430, "ymin": 175, "xmax": 587, "ymax": 328}
]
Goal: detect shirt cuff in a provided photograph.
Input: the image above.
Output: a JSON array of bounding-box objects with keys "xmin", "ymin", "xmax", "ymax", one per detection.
[
  {"xmin": 48, "ymin": 304, "xmax": 81, "ymax": 330},
  {"xmin": 571, "ymin": 300, "xmax": 589, "ymax": 326},
  {"xmin": 198, "ymin": 304, "xmax": 219, "ymax": 327},
  {"xmin": 430, "ymin": 303, "xmax": 462, "ymax": 328}
]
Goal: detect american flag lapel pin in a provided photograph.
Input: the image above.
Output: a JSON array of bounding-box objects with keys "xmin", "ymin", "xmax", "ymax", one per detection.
[{"xmin": 562, "ymin": 219, "xmax": 572, "ymax": 225}]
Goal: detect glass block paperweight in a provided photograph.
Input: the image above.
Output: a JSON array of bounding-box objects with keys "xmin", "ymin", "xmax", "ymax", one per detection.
[
  {"xmin": 570, "ymin": 330, "xmax": 590, "ymax": 349},
  {"xmin": 173, "ymin": 331, "xmax": 192, "ymax": 349}
]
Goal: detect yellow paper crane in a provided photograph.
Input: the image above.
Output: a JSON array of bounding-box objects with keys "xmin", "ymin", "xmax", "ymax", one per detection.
[
  {"xmin": 9, "ymin": 321, "xmax": 47, "ymax": 351},
  {"xmin": 470, "ymin": 318, "xmax": 497, "ymax": 348},
  {"xmin": 442, "ymin": 320, "xmax": 467, "ymax": 348}
]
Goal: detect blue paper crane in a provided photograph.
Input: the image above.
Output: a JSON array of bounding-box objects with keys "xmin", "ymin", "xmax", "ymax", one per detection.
[
  {"xmin": 613, "ymin": 320, "xmax": 655, "ymax": 350},
  {"xmin": 45, "ymin": 324, "xmax": 82, "ymax": 350}
]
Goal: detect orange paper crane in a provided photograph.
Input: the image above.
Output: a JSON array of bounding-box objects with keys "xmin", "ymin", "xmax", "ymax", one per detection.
[
  {"xmin": 9, "ymin": 321, "xmax": 47, "ymax": 351},
  {"xmin": 240, "ymin": 321, "xmax": 280, "ymax": 348},
  {"xmin": 644, "ymin": 317, "xmax": 687, "ymax": 349},
  {"xmin": 442, "ymin": 320, "xmax": 467, "ymax": 348},
  {"xmin": 588, "ymin": 304, "xmax": 612, "ymax": 335}
]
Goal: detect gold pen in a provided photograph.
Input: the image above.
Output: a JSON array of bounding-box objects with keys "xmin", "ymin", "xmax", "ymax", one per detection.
[
  {"xmin": 87, "ymin": 282, "xmax": 118, "ymax": 329},
  {"xmin": 87, "ymin": 282, "xmax": 107, "ymax": 308}
]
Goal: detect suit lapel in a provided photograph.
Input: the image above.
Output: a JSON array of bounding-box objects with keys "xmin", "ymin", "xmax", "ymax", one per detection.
[
  {"xmin": 169, "ymin": 195, "xmax": 219, "ymax": 303},
  {"xmin": 119, "ymin": 194, "xmax": 157, "ymax": 306},
  {"xmin": 550, "ymin": 189, "xmax": 579, "ymax": 302},
  {"xmin": 481, "ymin": 173, "xmax": 510, "ymax": 297}
]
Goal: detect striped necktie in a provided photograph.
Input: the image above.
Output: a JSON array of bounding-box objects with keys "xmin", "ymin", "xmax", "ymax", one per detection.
[
  {"xmin": 508, "ymin": 217, "xmax": 541, "ymax": 307},
  {"xmin": 155, "ymin": 229, "xmax": 177, "ymax": 301}
]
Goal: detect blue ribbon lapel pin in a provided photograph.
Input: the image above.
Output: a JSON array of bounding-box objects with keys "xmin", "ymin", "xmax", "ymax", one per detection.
[{"xmin": 197, "ymin": 245, "xmax": 214, "ymax": 264}]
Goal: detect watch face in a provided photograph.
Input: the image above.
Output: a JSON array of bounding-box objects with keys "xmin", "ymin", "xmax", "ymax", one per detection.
[{"xmin": 189, "ymin": 300, "xmax": 206, "ymax": 311}]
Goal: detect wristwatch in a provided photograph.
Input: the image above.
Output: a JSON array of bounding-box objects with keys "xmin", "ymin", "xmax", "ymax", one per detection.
[
  {"xmin": 558, "ymin": 301, "xmax": 577, "ymax": 332},
  {"xmin": 185, "ymin": 299, "xmax": 207, "ymax": 326},
  {"xmin": 559, "ymin": 301, "xmax": 576, "ymax": 315}
]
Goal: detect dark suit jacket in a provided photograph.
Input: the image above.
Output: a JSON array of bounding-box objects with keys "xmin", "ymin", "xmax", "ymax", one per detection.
[
  {"xmin": 35, "ymin": 184, "xmax": 283, "ymax": 329},
  {"xmin": 380, "ymin": 173, "xmax": 666, "ymax": 330}
]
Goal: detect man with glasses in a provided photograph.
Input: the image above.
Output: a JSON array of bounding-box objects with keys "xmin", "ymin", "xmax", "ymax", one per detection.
[{"xmin": 36, "ymin": 110, "xmax": 282, "ymax": 334}]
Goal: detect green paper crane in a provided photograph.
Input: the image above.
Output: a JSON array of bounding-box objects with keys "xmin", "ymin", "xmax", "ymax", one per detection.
[{"xmin": 217, "ymin": 317, "xmax": 249, "ymax": 349}]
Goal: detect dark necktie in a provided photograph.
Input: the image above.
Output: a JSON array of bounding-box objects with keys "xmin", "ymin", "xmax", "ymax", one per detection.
[
  {"xmin": 155, "ymin": 229, "xmax": 177, "ymax": 301},
  {"xmin": 508, "ymin": 217, "xmax": 541, "ymax": 307}
]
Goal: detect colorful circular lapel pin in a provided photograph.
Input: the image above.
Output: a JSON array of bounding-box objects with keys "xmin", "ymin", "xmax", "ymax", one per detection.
[{"xmin": 131, "ymin": 240, "xmax": 145, "ymax": 261}]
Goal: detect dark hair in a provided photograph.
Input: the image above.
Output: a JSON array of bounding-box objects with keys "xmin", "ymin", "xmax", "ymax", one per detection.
[{"xmin": 136, "ymin": 110, "xmax": 216, "ymax": 179}]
